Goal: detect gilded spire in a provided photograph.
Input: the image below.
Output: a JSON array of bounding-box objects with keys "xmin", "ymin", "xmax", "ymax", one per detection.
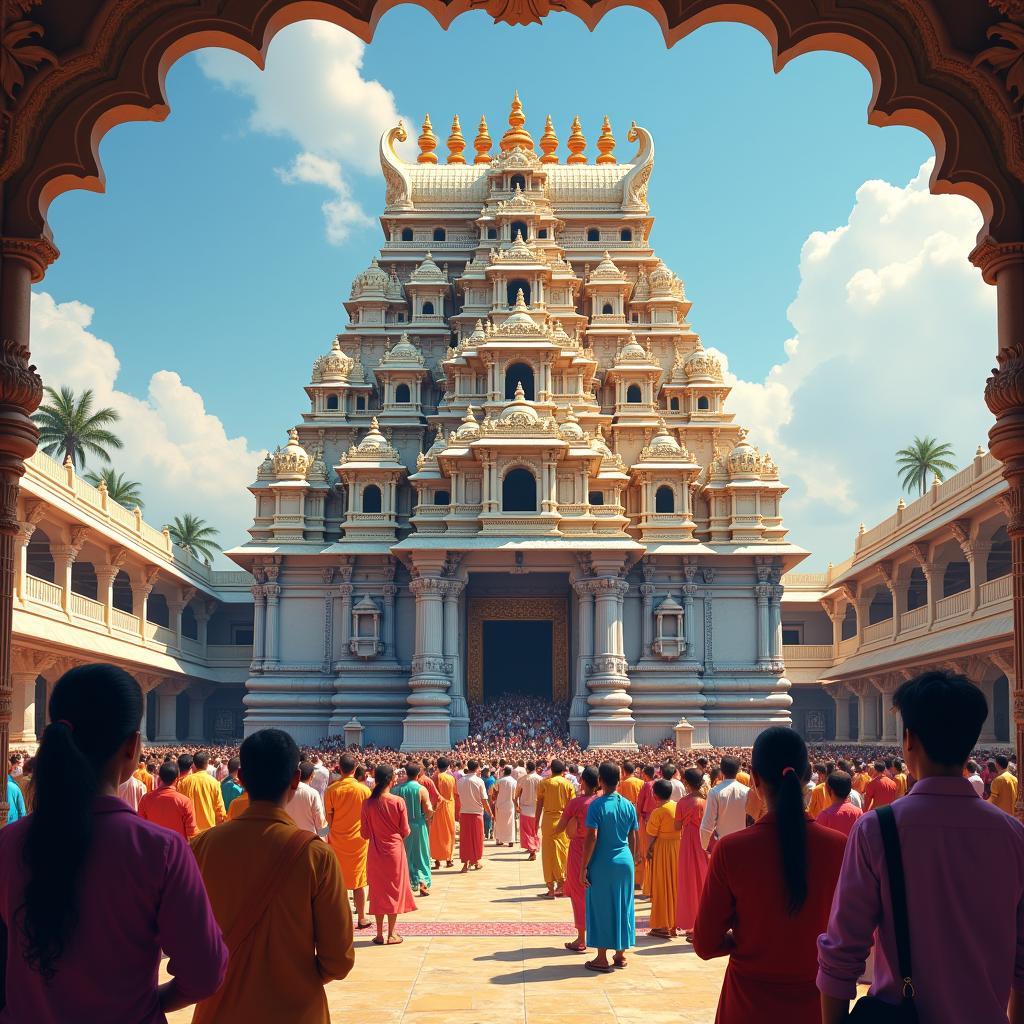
[
  {"xmin": 446, "ymin": 115, "xmax": 466, "ymax": 164},
  {"xmin": 566, "ymin": 116, "xmax": 586, "ymax": 164},
  {"xmin": 596, "ymin": 116, "xmax": 616, "ymax": 164},
  {"xmin": 473, "ymin": 115, "xmax": 493, "ymax": 164},
  {"xmin": 500, "ymin": 90, "xmax": 534, "ymax": 153},
  {"xmin": 540, "ymin": 115, "xmax": 559, "ymax": 163},
  {"xmin": 417, "ymin": 114, "xmax": 438, "ymax": 164}
]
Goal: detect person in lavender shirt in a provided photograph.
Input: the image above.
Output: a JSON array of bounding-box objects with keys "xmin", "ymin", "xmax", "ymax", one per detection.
[
  {"xmin": 818, "ymin": 668, "xmax": 1024, "ymax": 1023},
  {"xmin": 0, "ymin": 663, "xmax": 227, "ymax": 1023}
]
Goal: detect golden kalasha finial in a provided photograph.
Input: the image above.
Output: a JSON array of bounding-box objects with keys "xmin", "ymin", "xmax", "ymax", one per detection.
[
  {"xmin": 500, "ymin": 90, "xmax": 534, "ymax": 153},
  {"xmin": 596, "ymin": 116, "xmax": 616, "ymax": 164},
  {"xmin": 474, "ymin": 115, "xmax": 493, "ymax": 164},
  {"xmin": 447, "ymin": 115, "xmax": 466, "ymax": 164},
  {"xmin": 417, "ymin": 114, "xmax": 438, "ymax": 164},
  {"xmin": 566, "ymin": 116, "xmax": 586, "ymax": 164},
  {"xmin": 540, "ymin": 115, "xmax": 559, "ymax": 163}
]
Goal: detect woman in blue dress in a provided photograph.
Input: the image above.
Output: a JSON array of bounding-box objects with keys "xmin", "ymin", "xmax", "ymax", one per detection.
[{"xmin": 580, "ymin": 761, "xmax": 639, "ymax": 972}]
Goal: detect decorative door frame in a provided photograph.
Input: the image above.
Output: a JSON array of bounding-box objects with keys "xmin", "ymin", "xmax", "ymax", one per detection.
[{"xmin": 467, "ymin": 597, "xmax": 569, "ymax": 703}]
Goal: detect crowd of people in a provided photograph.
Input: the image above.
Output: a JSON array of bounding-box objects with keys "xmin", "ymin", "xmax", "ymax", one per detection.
[{"xmin": 2, "ymin": 666, "xmax": 1024, "ymax": 1023}]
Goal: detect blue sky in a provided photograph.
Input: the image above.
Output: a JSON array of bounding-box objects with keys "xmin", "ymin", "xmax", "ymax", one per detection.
[{"xmin": 31, "ymin": 10, "xmax": 994, "ymax": 566}]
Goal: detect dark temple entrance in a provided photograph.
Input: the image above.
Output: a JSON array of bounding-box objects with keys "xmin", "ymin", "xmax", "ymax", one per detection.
[{"xmin": 482, "ymin": 620, "xmax": 552, "ymax": 701}]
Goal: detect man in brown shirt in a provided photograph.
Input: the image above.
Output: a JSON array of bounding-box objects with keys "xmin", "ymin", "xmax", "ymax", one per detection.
[{"xmin": 190, "ymin": 729, "xmax": 354, "ymax": 1024}]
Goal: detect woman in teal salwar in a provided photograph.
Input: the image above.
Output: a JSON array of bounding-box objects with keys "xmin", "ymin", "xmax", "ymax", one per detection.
[
  {"xmin": 580, "ymin": 761, "xmax": 639, "ymax": 972},
  {"xmin": 393, "ymin": 763, "xmax": 434, "ymax": 897}
]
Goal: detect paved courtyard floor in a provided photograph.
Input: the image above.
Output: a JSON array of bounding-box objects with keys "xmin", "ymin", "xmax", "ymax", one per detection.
[{"xmin": 166, "ymin": 842, "xmax": 729, "ymax": 1023}]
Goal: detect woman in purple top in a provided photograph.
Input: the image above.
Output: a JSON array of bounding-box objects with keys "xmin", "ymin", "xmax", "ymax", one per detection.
[{"xmin": 0, "ymin": 663, "xmax": 227, "ymax": 1023}]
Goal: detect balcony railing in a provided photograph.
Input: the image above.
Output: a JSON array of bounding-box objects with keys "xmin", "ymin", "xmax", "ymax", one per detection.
[
  {"xmin": 980, "ymin": 573, "xmax": 1012, "ymax": 606},
  {"xmin": 935, "ymin": 588, "xmax": 971, "ymax": 621},
  {"xmin": 70, "ymin": 591, "xmax": 105, "ymax": 623},
  {"xmin": 25, "ymin": 574, "xmax": 61, "ymax": 608},
  {"xmin": 900, "ymin": 606, "xmax": 928, "ymax": 631},
  {"xmin": 838, "ymin": 636, "xmax": 858, "ymax": 656},
  {"xmin": 862, "ymin": 619, "xmax": 893, "ymax": 644},
  {"xmin": 112, "ymin": 607, "xmax": 140, "ymax": 634},
  {"xmin": 782, "ymin": 644, "xmax": 835, "ymax": 662}
]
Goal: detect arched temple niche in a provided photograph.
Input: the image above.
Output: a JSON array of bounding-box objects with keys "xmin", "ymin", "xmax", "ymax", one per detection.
[
  {"xmin": 930, "ymin": 536, "xmax": 970, "ymax": 598},
  {"xmin": 905, "ymin": 566, "xmax": 928, "ymax": 612},
  {"xmin": 504, "ymin": 362, "xmax": 535, "ymax": 401},
  {"xmin": 502, "ymin": 466, "xmax": 537, "ymax": 513},
  {"xmin": 25, "ymin": 527, "xmax": 54, "ymax": 583},
  {"xmin": 840, "ymin": 604, "xmax": 857, "ymax": 641}
]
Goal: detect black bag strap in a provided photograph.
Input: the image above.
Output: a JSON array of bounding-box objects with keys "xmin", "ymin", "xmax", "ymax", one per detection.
[{"xmin": 876, "ymin": 804, "xmax": 915, "ymax": 1002}]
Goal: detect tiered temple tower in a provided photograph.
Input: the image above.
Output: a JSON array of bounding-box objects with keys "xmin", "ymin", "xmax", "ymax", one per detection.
[{"xmin": 229, "ymin": 96, "xmax": 806, "ymax": 750}]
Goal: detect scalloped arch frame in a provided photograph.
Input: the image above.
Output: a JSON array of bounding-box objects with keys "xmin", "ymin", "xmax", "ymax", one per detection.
[{"xmin": 1, "ymin": 0, "xmax": 1022, "ymax": 248}]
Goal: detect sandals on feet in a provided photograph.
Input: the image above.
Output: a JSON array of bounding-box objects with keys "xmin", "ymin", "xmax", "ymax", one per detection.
[{"xmin": 585, "ymin": 960, "xmax": 613, "ymax": 973}]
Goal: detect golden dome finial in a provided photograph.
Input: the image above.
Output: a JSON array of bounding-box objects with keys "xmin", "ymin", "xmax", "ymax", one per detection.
[
  {"xmin": 473, "ymin": 115, "xmax": 492, "ymax": 164},
  {"xmin": 596, "ymin": 116, "xmax": 616, "ymax": 164},
  {"xmin": 417, "ymin": 114, "xmax": 438, "ymax": 164},
  {"xmin": 566, "ymin": 116, "xmax": 586, "ymax": 164},
  {"xmin": 540, "ymin": 115, "xmax": 558, "ymax": 163},
  {"xmin": 500, "ymin": 91, "xmax": 534, "ymax": 153},
  {"xmin": 447, "ymin": 115, "xmax": 466, "ymax": 164}
]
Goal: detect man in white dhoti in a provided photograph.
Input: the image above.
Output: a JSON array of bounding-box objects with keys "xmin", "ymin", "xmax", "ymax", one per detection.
[{"xmin": 491, "ymin": 765, "xmax": 517, "ymax": 846}]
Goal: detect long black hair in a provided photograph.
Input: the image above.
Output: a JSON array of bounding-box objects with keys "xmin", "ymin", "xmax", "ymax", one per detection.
[
  {"xmin": 751, "ymin": 726, "xmax": 809, "ymax": 916},
  {"xmin": 370, "ymin": 763, "xmax": 394, "ymax": 800},
  {"xmin": 20, "ymin": 664, "xmax": 142, "ymax": 979}
]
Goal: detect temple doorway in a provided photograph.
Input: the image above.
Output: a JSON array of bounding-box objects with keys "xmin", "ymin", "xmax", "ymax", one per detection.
[
  {"xmin": 467, "ymin": 596, "xmax": 569, "ymax": 704},
  {"xmin": 482, "ymin": 620, "xmax": 552, "ymax": 701}
]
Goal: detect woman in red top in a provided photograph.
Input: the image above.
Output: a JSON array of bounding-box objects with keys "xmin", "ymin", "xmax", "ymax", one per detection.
[
  {"xmin": 692, "ymin": 727, "xmax": 847, "ymax": 1024},
  {"xmin": 555, "ymin": 764, "xmax": 598, "ymax": 953}
]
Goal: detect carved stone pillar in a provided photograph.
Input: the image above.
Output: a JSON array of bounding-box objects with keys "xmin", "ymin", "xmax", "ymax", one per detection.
[
  {"xmin": 10, "ymin": 672, "xmax": 37, "ymax": 743},
  {"xmin": 251, "ymin": 584, "xmax": 266, "ymax": 669},
  {"xmin": 640, "ymin": 583, "xmax": 655, "ymax": 658},
  {"xmin": 382, "ymin": 583, "xmax": 397, "ymax": 659},
  {"xmin": 94, "ymin": 564, "xmax": 118, "ymax": 631},
  {"xmin": 443, "ymin": 579, "xmax": 466, "ymax": 723},
  {"xmin": 976, "ymin": 237, "xmax": 1024, "ymax": 818},
  {"xmin": 769, "ymin": 584, "xmax": 784, "ymax": 659},
  {"xmin": 0, "ymin": 238, "xmax": 54, "ymax": 819},
  {"xmin": 827, "ymin": 684, "xmax": 852, "ymax": 742},
  {"xmin": 154, "ymin": 686, "xmax": 181, "ymax": 743},
  {"xmin": 873, "ymin": 678, "xmax": 899, "ymax": 742},
  {"xmin": 682, "ymin": 581, "xmax": 698, "ymax": 663},
  {"xmin": 338, "ymin": 582, "xmax": 353, "ymax": 660},
  {"xmin": 755, "ymin": 583, "xmax": 771, "ymax": 665},
  {"xmin": 587, "ymin": 576, "xmax": 635, "ymax": 748},
  {"xmin": 167, "ymin": 599, "xmax": 184, "ymax": 651},
  {"xmin": 571, "ymin": 577, "xmax": 595, "ymax": 736},
  {"xmin": 402, "ymin": 575, "xmax": 450, "ymax": 750},
  {"xmin": 194, "ymin": 598, "xmax": 213, "ymax": 651},
  {"xmin": 52, "ymin": 544, "xmax": 76, "ymax": 616},
  {"xmin": 185, "ymin": 687, "xmax": 207, "ymax": 742},
  {"xmin": 264, "ymin": 583, "xmax": 281, "ymax": 667}
]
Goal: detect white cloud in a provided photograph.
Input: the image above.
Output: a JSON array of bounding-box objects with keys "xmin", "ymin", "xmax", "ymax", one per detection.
[
  {"xmin": 29, "ymin": 291, "xmax": 262, "ymax": 563},
  {"xmin": 718, "ymin": 158, "xmax": 996, "ymax": 566},
  {"xmin": 196, "ymin": 22, "xmax": 408, "ymax": 244}
]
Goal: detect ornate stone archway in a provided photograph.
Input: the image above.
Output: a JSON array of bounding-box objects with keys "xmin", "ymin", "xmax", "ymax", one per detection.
[
  {"xmin": 467, "ymin": 597, "xmax": 569, "ymax": 703},
  {"xmin": 1, "ymin": 0, "xmax": 1024, "ymax": 816}
]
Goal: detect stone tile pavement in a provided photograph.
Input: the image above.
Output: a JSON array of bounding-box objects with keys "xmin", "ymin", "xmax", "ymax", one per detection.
[{"xmin": 167, "ymin": 842, "xmax": 729, "ymax": 1023}]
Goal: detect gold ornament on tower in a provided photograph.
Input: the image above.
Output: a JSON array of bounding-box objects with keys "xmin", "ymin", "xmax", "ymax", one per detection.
[
  {"xmin": 447, "ymin": 115, "xmax": 466, "ymax": 164},
  {"xmin": 566, "ymin": 116, "xmax": 586, "ymax": 164},
  {"xmin": 540, "ymin": 115, "xmax": 559, "ymax": 163},
  {"xmin": 500, "ymin": 91, "xmax": 534, "ymax": 153},
  {"xmin": 473, "ymin": 115, "xmax": 493, "ymax": 164},
  {"xmin": 596, "ymin": 116, "xmax": 616, "ymax": 164},
  {"xmin": 417, "ymin": 114, "xmax": 438, "ymax": 164}
]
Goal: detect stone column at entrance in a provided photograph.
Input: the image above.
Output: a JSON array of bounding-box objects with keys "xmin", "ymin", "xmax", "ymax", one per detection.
[
  {"xmin": 586, "ymin": 576, "xmax": 635, "ymax": 748},
  {"xmin": 402, "ymin": 574, "xmax": 451, "ymax": 750},
  {"xmin": 755, "ymin": 583, "xmax": 771, "ymax": 666},
  {"xmin": 827, "ymin": 685, "xmax": 852, "ymax": 742},
  {"xmin": 443, "ymin": 579, "xmax": 467, "ymax": 724},
  {"xmin": 570, "ymin": 578, "xmax": 595, "ymax": 739},
  {"xmin": 251, "ymin": 584, "xmax": 266, "ymax": 669},
  {"xmin": 264, "ymin": 582, "xmax": 281, "ymax": 668},
  {"xmin": 976, "ymin": 239, "xmax": 1024, "ymax": 818}
]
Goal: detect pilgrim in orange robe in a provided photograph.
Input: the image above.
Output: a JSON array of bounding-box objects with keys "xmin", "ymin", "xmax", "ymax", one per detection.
[{"xmin": 429, "ymin": 771, "xmax": 456, "ymax": 863}]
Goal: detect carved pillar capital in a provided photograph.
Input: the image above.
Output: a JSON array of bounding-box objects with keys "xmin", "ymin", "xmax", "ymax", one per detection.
[
  {"xmin": 0, "ymin": 237, "xmax": 60, "ymax": 283},
  {"xmin": 970, "ymin": 236, "xmax": 1024, "ymax": 287}
]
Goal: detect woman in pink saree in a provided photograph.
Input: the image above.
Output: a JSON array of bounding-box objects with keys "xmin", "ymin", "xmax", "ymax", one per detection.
[
  {"xmin": 360, "ymin": 764, "xmax": 417, "ymax": 945},
  {"xmin": 674, "ymin": 767, "xmax": 709, "ymax": 934}
]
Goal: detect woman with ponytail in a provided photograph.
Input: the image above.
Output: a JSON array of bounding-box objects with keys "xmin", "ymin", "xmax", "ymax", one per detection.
[
  {"xmin": 692, "ymin": 727, "xmax": 847, "ymax": 1024},
  {"xmin": 0, "ymin": 664, "xmax": 226, "ymax": 1022},
  {"xmin": 360, "ymin": 763, "xmax": 416, "ymax": 944}
]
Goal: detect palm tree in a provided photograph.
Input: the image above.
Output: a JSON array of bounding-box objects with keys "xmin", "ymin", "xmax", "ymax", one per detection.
[
  {"xmin": 896, "ymin": 436, "xmax": 959, "ymax": 496},
  {"xmin": 33, "ymin": 385, "xmax": 122, "ymax": 470},
  {"xmin": 84, "ymin": 468, "xmax": 144, "ymax": 510},
  {"xmin": 166, "ymin": 514, "xmax": 220, "ymax": 563}
]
